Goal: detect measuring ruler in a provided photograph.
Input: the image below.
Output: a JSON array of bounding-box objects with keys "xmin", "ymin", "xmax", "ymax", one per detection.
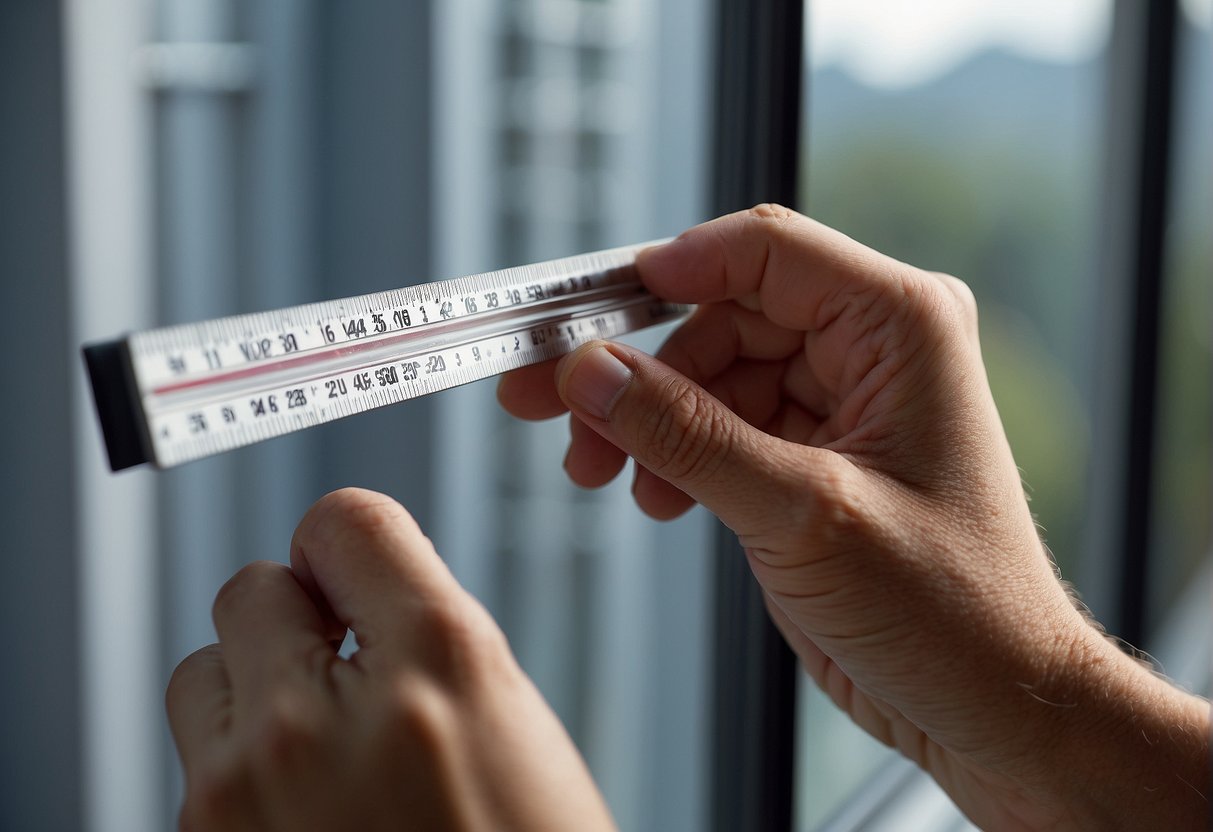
[{"xmin": 84, "ymin": 241, "xmax": 686, "ymax": 471}]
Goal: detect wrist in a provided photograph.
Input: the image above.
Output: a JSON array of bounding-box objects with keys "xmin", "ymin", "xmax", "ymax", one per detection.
[{"xmin": 1037, "ymin": 625, "xmax": 1210, "ymax": 830}]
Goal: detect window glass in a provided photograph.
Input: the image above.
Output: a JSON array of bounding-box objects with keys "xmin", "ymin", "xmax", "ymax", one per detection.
[
  {"xmin": 797, "ymin": 1, "xmax": 1112, "ymax": 825},
  {"xmin": 1147, "ymin": 5, "xmax": 1212, "ymax": 639},
  {"xmin": 431, "ymin": 3, "xmax": 713, "ymax": 829},
  {"xmin": 142, "ymin": 1, "xmax": 714, "ymax": 830}
]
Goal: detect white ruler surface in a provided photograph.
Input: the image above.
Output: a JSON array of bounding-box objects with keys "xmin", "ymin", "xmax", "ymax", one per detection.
[{"xmin": 84, "ymin": 241, "xmax": 686, "ymax": 470}]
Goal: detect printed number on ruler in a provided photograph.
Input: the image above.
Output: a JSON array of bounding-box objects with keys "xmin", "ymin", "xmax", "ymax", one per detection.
[{"xmin": 86, "ymin": 241, "xmax": 686, "ymax": 470}]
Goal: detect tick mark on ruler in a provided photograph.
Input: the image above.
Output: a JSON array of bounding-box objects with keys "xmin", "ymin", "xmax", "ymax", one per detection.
[{"xmin": 101, "ymin": 241, "xmax": 679, "ymax": 470}]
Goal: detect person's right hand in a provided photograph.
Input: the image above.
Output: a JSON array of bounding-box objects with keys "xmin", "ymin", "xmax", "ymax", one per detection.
[{"xmin": 498, "ymin": 205, "xmax": 1210, "ymax": 830}]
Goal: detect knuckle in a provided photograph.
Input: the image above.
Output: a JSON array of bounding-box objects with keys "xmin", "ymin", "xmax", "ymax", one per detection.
[
  {"xmin": 166, "ymin": 644, "xmax": 223, "ymax": 709},
  {"xmin": 806, "ymin": 455, "xmax": 871, "ymax": 545},
  {"xmin": 907, "ymin": 271, "xmax": 979, "ymax": 338},
  {"xmin": 319, "ymin": 487, "xmax": 413, "ymax": 534},
  {"xmin": 250, "ymin": 691, "xmax": 325, "ymax": 771},
  {"xmin": 413, "ymin": 596, "xmax": 514, "ymax": 687},
  {"xmin": 166, "ymin": 658, "xmax": 193, "ymax": 707},
  {"xmin": 946, "ymin": 274, "xmax": 978, "ymax": 317},
  {"xmin": 936, "ymin": 272, "xmax": 980, "ymax": 327},
  {"xmin": 745, "ymin": 203, "xmax": 806, "ymax": 245},
  {"xmin": 212, "ymin": 561, "xmax": 284, "ymax": 623},
  {"xmin": 747, "ymin": 202, "xmax": 799, "ymax": 225},
  {"xmin": 382, "ymin": 674, "xmax": 458, "ymax": 757},
  {"xmin": 300, "ymin": 487, "xmax": 419, "ymax": 551},
  {"xmin": 643, "ymin": 379, "xmax": 733, "ymax": 484}
]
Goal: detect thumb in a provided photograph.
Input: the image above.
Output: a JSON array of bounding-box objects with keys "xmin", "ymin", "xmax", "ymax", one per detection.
[{"xmin": 554, "ymin": 340, "xmax": 826, "ymax": 535}]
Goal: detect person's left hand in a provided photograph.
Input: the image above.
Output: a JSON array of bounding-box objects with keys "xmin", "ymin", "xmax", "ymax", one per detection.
[{"xmin": 167, "ymin": 487, "xmax": 614, "ymax": 832}]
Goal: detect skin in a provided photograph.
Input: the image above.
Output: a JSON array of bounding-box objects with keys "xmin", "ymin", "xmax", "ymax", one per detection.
[
  {"xmin": 169, "ymin": 205, "xmax": 1209, "ymax": 830},
  {"xmin": 167, "ymin": 490, "xmax": 615, "ymax": 832}
]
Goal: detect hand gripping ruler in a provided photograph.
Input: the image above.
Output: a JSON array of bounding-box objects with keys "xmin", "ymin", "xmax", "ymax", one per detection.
[{"xmin": 84, "ymin": 241, "xmax": 686, "ymax": 471}]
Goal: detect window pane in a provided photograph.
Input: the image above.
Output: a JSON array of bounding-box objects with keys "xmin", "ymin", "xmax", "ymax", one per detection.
[
  {"xmin": 431, "ymin": 3, "xmax": 713, "ymax": 829},
  {"xmin": 134, "ymin": 1, "xmax": 714, "ymax": 830},
  {"xmin": 797, "ymin": 1, "xmax": 1112, "ymax": 825}
]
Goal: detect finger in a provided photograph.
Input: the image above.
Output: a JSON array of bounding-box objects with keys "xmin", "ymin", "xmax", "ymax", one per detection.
[
  {"xmin": 632, "ymin": 464, "xmax": 696, "ymax": 520},
  {"xmin": 565, "ymin": 413, "xmax": 627, "ymax": 488},
  {"xmin": 637, "ymin": 204, "xmax": 915, "ymax": 331},
  {"xmin": 657, "ymin": 305, "xmax": 835, "ymax": 430},
  {"xmin": 624, "ymin": 360, "xmax": 814, "ymax": 516},
  {"xmin": 930, "ymin": 271, "xmax": 981, "ymax": 349},
  {"xmin": 703, "ymin": 359, "xmax": 789, "ymax": 432},
  {"xmin": 769, "ymin": 400, "xmax": 832, "ymax": 447},
  {"xmin": 211, "ymin": 561, "xmax": 336, "ymax": 699},
  {"xmin": 778, "ymin": 350, "xmax": 835, "ymax": 424},
  {"xmin": 654, "ymin": 301, "xmax": 802, "ymax": 384},
  {"xmin": 555, "ymin": 340, "xmax": 842, "ymax": 535},
  {"xmin": 167, "ymin": 644, "xmax": 232, "ymax": 772},
  {"xmin": 289, "ymin": 488, "xmax": 466, "ymax": 660},
  {"xmin": 497, "ymin": 358, "xmax": 567, "ymax": 420}
]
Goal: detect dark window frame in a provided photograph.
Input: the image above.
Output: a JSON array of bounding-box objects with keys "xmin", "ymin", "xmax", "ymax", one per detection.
[
  {"xmin": 707, "ymin": 2, "xmax": 803, "ymax": 831},
  {"xmin": 1114, "ymin": 0, "xmax": 1180, "ymax": 650}
]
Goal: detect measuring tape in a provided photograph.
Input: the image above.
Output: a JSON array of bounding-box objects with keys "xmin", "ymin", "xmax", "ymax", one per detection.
[{"xmin": 84, "ymin": 241, "xmax": 687, "ymax": 471}]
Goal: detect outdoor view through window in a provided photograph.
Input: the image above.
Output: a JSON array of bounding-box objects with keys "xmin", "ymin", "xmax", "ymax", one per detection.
[{"xmin": 794, "ymin": 1, "xmax": 1211, "ymax": 826}]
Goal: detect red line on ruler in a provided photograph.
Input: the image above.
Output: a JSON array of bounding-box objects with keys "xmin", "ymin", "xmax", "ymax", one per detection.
[{"xmin": 152, "ymin": 310, "xmax": 517, "ymax": 395}]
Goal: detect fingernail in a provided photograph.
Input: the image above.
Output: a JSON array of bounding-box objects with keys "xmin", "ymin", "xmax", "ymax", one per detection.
[{"xmin": 561, "ymin": 345, "xmax": 633, "ymax": 420}]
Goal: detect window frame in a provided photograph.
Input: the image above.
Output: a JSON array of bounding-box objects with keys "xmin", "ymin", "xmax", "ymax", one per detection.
[
  {"xmin": 706, "ymin": 2, "xmax": 803, "ymax": 831},
  {"xmin": 1106, "ymin": 0, "xmax": 1181, "ymax": 648}
]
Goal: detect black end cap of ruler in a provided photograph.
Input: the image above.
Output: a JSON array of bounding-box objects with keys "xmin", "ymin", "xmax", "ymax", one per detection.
[{"xmin": 82, "ymin": 339, "xmax": 151, "ymax": 471}]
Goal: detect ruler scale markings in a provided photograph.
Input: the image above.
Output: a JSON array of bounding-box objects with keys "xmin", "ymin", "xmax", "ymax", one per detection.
[{"xmin": 84, "ymin": 240, "xmax": 685, "ymax": 471}]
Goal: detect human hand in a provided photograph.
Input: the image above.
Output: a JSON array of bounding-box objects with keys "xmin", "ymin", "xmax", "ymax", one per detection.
[
  {"xmin": 167, "ymin": 488, "xmax": 614, "ymax": 832},
  {"xmin": 498, "ymin": 205, "xmax": 1209, "ymax": 830}
]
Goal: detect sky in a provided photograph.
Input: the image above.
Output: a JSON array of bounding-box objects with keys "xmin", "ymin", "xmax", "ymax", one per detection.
[{"xmin": 810, "ymin": 0, "xmax": 1211, "ymax": 89}]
